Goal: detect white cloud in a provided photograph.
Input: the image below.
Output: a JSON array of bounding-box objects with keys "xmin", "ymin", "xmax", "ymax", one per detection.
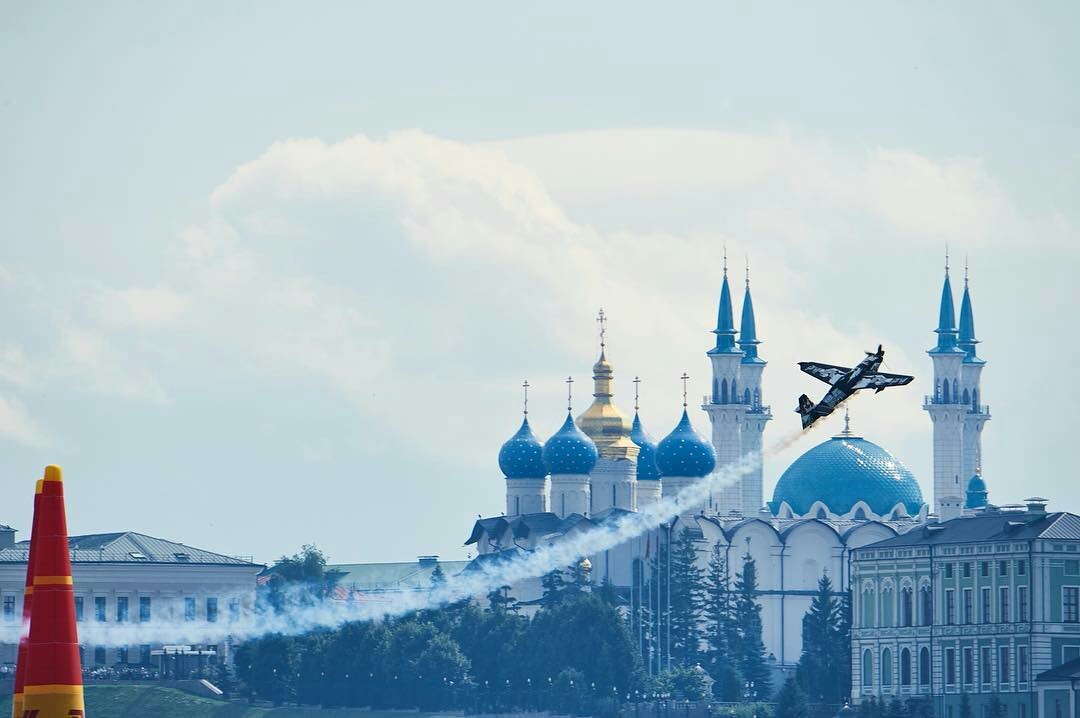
[
  {"xmin": 97, "ymin": 286, "xmax": 187, "ymax": 326},
  {"xmin": 0, "ymin": 392, "xmax": 46, "ymax": 447}
]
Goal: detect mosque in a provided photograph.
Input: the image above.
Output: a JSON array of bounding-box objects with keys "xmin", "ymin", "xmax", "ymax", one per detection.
[{"xmin": 465, "ymin": 260, "xmax": 991, "ymax": 684}]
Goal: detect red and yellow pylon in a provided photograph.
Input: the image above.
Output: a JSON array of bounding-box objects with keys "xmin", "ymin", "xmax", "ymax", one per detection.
[
  {"xmin": 19, "ymin": 465, "xmax": 85, "ymax": 717},
  {"xmin": 11, "ymin": 480, "xmax": 43, "ymax": 718}
]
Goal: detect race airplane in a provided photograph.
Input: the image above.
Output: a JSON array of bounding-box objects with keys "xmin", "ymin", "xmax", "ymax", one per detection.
[{"xmin": 795, "ymin": 345, "xmax": 913, "ymax": 429}]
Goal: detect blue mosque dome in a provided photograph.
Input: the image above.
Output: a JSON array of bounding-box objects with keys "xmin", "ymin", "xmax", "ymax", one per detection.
[
  {"xmin": 656, "ymin": 410, "xmax": 717, "ymax": 478},
  {"xmin": 543, "ymin": 413, "xmax": 599, "ymax": 475},
  {"xmin": 631, "ymin": 413, "xmax": 661, "ymax": 481},
  {"xmin": 498, "ymin": 417, "xmax": 547, "ymax": 479},
  {"xmin": 965, "ymin": 473, "xmax": 988, "ymax": 509},
  {"xmin": 770, "ymin": 428, "xmax": 923, "ymax": 517}
]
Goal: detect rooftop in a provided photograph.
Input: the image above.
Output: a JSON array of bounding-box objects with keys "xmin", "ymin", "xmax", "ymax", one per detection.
[
  {"xmin": 858, "ymin": 509, "xmax": 1080, "ymax": 550},
  {"xmin": 0, "ymin": 531, "xmax": 261, "ymax": 567},
  {"xmin": 329, "ymin": 559, "xmax": 469, "ymax": 592}
]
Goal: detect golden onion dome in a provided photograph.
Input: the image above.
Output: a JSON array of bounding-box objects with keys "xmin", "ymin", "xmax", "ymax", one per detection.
[{"xmin": 576, "ymin": 348, "xmax": 639, "ymax": 461}]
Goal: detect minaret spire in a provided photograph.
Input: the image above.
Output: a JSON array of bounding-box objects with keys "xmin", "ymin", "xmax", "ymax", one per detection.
[
  {"xmin": 958, "ymin": 263, "xmax": 981, "ymax": 362},
  {"xmin": 739, "ymin": 257, "xmax": 762, "ymax": 363},
  {"xmin": 711, "ymin": 257, "xmax": 738, "ymax": 354},
  {"xmin": 933, "ymin": 256, "xmax": 959, "ymax": 353}
]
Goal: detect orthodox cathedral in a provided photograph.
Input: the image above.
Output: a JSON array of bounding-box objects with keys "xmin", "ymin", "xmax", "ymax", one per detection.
[{"xmin": 466, "ymin": 260, "xmax": 991, "ymax": 681}]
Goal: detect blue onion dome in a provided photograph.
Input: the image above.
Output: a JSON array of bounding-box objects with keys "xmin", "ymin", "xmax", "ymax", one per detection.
[
  {"xmin": 656, "ymin": 410, "xmax": 717, "ymax": 478},
  {"xmin": 631, "ymin": 413, "xmax": 661, "ymax": 481},
  {"xmin": 965, "ymin": 473, "xmax": 988, "ymax": 510},
  {"xmin": 769, "ymin": 433, "xmax": 923, "ymax": 517},
  {"xmin": 498, "ymin": 417, "xmax": 547, "ymax": 479},
  {"xmin": 542, "ymin": 413, "xmax": 599, "ymax": 475}
]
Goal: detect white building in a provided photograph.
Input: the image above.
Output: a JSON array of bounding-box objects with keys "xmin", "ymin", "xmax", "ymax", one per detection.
[
  {"xmin": 467, "ymin": 261, "xmax": 993, "ymax": 686},
  {"xmin": 0, "ymin": 527, "xmax": 263, "ymax": 669}
]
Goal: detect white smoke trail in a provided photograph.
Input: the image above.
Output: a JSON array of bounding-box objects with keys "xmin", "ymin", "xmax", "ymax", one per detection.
[{"xmin": 81, "ymin": 429, "xmax": 809, "ymax": 647}]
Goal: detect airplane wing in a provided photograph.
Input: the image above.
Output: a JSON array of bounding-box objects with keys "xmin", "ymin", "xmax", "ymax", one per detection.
[
  {"xmin": 854, "ymin": 372, "xmax": 914, "ymax": 391},
  {"xmin": 798, "ymin": 362, "xmax": 851, "ymax": 385}
]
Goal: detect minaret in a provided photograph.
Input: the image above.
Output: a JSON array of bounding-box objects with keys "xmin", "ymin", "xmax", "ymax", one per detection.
[
  {"xmin": 704, "ymin": 252, "xmax": 746, "ymax": 514},
  {"xmin": 957, "ymin": 262, "xmax": 990, "ymax": 484},
  {"xmin": 736, "ymin": 260, "xmax": 771, "ymax": 514},
  {"xmin": 924, "ymin": 253, "xmax": 967, "ymax": 519},
  {"xmin": 577, "ymin": 309, "xmax": 639, "ymax": 513}
]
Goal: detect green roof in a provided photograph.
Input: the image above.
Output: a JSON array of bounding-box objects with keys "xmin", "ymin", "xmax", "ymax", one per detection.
[{"xmin": 329, "ymin": 560, "xmax": 468, "ymax": 592}]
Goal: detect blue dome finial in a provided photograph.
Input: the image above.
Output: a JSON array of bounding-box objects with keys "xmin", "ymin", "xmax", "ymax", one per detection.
[
  {"xmin": 656, "ymin": 384, "xmax": 716, "ymax": 478},
  {"xmin": 958, "ymin": 265, "xmax": 983, "ymax": 363},
  {"xmin": 965, "ymin": 471, "xmax": 988, "ymax": 510},
  {"xmin": 498, "ymin": 379, "xmax": 546, "ymax": 479},
  {"xmin": 710, "ymin": 267, "xmax": 739, "ymax": 354},
  {"xmin": 739, "ymin": 260, "xmax": 763, "ymax": 364},
  {"xmin": 542, "ymin": 410, "xmax": 598, "ymax": 475}
]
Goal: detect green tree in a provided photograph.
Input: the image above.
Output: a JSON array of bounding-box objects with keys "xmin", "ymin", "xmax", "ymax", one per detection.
[
  {"xmin": 541, "ymin": 568, "xmax": 568, "ymax": 605},
  {"xmin": 733, "ymin": 552, "xmax": 772, "ymax": 699},
  {"xmin": 702, "ymin": 542, "xmax": 741, "ymax": 699},
  {"xmin": 430, "ymin": 563, "xmax": 447, "ymax": 587},
  {"xmin": 795, "ymin": 572, "xmax": 849, "ymax": 703},
  {"xmin": 668, "ymin": 528, "xmax": 705, "ymax": 666},
  {"xmin": 414, "ymin": 633, "xmax": 471, "ymax": 710},
  {"xmin": 775, "ymin": 677, "xmax": 808, "ymax": 718},
  {"xmin": 262, "ymin": 544, "xmax": 345, "ymax": 611},
  {"xmin": 323, "ymin": 619, "xmax": 392, "ymax": 707},
  {"xmin": 487, "ymin": 584, "xmax": 517, "ymax": 613}
]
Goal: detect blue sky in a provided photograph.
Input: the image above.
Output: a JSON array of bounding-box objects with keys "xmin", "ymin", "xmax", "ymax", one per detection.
[{"xmin": 1, "ymin": 2, "xmax": 1076, "ymax": 564}]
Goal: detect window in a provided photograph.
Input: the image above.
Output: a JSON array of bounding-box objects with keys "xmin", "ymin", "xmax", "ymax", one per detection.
[
  {"xmin": 882, "ymin": 588, "xmax": 894, "ymax": 627},
  {"xmin": 963, "ymin": 562, "xmax": 972, "ymax": 578},
  {"xmin": 862, "ymin": 649, "xmax": 873, "ymax": 688},
  {"xmin": 184, "ymin": 597, "xmax": 196, "ymax": 621},
  {"xmin": 946, "ymin": 589, "xmax": 956, "ymax": 625},
  {"xmin": 999, "ymin": 587, "xmax": 1010, "ymax": 623},
  {"xmin": 901, "ymin": 588, "xmax": 914, "ymax": 627},
  {"xmin": 140, "ymin": 644, "xmax": 151, "ymax": 665},
  {"xmin": 94, "ymin": 646, "xmax": 106, "ymax": 665},
  {"xmin": 1064, "ymin": 646, "xmax": 1080, "ymax": 663},
  {"xmin": 229, "ymin": 598, "xmax": 241, "ymax": 622},
  {"xmin": 999, "ymin": 560, "xmax": 1009, "ymax": 577},
  {"xmin": 1018, "ymin": 559, "xmax": 1027, "ymax": 576},
  {"xmin": 980, "ymin": 561, "xmax": 989, "ymax": 577},
  {"xmin": 116, "ymin": 596, "xmax": 128, "ymax": 623},
  {"xmin": 920, "ymin": 587, "xmax": 933, "ymax": 626},
  {"xmin": 945, "ymin": 563, "xmax": 954, "ymax": 579},
  {"xmin": 946, "ymin": 648, "xmax": 957, "ymax": 685},
  {"xmin": 963, "ymin": 647, "xmax": 974, "ymax": 685},
  {"xmin": 919, "ymin": 647, "xmax": 931, "ymax": 686},
  {"xmin": 1066, "ymin": 560, "xmax": 1080, "ymax": 576},
  {"xmin": 2, "ymin": 595, "xmax": 14, "ymax": 621},
  {"xmin": 964, "ymin": 589, "xmax": 974, "ymax": 624},
  {"xmin": 514, "ymin": 496, "xmax": 519, "ymax": 515},
  {"xmin": 139, "ymin": 596, "xmax": 151, "ymax": 622},
  {"xmin": 1018, "ymin": 646, "xmax": 1029, "ymax": 683},
  {"xmin": 982, "ymin": 588, "xmax": 992, "ymax": 624},
  {"xmin": 1064, "ymin": 587, "xmax": 1079, "ymax": 623},
  {"xmin": 981, "ymin": 646, "xmax": 992, "ymax": 686},
  {"xmin": 1018, "ymin": 586, "xmax": 1029, "ymax": 622},
  {"xmin": 117, "ymin": 646, "xmax": 128, "ymax": 665},
  {"xmin": 863, "ymin": 588, "xmax": 876, "ymax": 627},
  {"xmin": 95, "ymin": 596, "xmax": 106, "ymax": 622},
  {"xmin": 999, "ymin": 646, "xmax": 1010, "ymax": 684},
  {"xmin": 206, "ymin": 597, "xmax": 218, "ymax": 623},
  {"xmin": 75, "ymin": 596, "xmax": 84, "ymax": 622},
  {"xmin": 882, "ymin": 648, "xmax": 893, "ymax": 687},
  {"xmin": 901, "ymin": 648, "xmax": 912, "ymax": 686}
]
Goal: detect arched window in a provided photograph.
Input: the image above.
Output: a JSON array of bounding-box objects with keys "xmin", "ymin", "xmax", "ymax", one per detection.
[
  {"xmin": 919, "ymin": 647, "xmax": 931, "ymax": 686},
  {"xmin": 882, "ymin": 648, "xmax": 893, "ymax": 686},
  {"xmin": 862, "ymin": 588, "xmax": 876, "ymax": 628},
  {"xmin": 744, "ymin": 388, "xmax": 751, "ymax": 405},
  {"xmin": 863, "ymin": 649, "xmax": 873, "ymax": 688},
  {"xmin": 854, "ymin": 506, "xmax": 868, "ymax": 520},
  {"xmin": 972, "ymin": 389, "xmax": 979, "ymax": 411},
  {"xmin": 712, "ymin": 378, "xmax": 720, "ymax": 404},
  {"xmin": 920, "ymin": 586, "xmax": 933, "ymax": 626},
  {"xmin": 514, "ymin": 496, "xmax": 520, "ymax": 515},
  {"xmin": 721, "ymin": 378, "xmax": 728, "ymax": 404},
  {"xmin": 882, "ymin": 587, "xmax": 894, "ymax": 627},
  {"xmin": 612, "ymin": 485, "xmax": 617, "ymax": 506},
  {"xmin": 816, "ymin": 507, "xmax": 828, "ymax": 520},
  {"xmin": 943, "ymin": 380, "xmax": 950, "ymax": 403},
  {"xmin": 731, "ymin": 380, "xmax": 737, "ymax": 403},
  {"xmin": 962, "ymin": 388, "xmax": 970, "ymax": 405},
  {"xmin": 935, "ymin": 379, "xmax": 941, "ymax": 401},
  {"xmin": 901, "ymin": 648, "xmax": 912, "ymax": 686},
  {"xmin": 952, "ymin": 379, "xmax": 959, "ymax": 402},
  {"xmin": 901, "ymin": 587, "xmax": 914, "ymax": 627},
  {"xmin": 754, "ymin": 388, "xmax": 761, "ymax": 407}
]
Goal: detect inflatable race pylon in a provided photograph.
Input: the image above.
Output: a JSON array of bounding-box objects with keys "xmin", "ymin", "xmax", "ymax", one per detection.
[
  {"xmin": 11, "ymin": 479, "xmax": 43, "ymax": 718},
  {"xmin": 20, "ymin": 466, "xmax": 85, "ymax": 717}
]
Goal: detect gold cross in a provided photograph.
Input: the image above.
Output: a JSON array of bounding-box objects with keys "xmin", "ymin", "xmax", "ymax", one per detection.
[
  {"xmin": 565, "ymin": 376, "xmax": 574, "ymax": 412},
  {"xmin": 596, "ymin": 308, "xmax": 607, "ymax": 350},
  {"xmin": 633, "ymin": 376, "xmax": 641, "ymax": 412}
]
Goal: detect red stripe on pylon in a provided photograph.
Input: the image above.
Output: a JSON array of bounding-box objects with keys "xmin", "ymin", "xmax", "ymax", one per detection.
[{"xmin": 12, "ymin": 480, "xmax": 43, "ymax": 718}]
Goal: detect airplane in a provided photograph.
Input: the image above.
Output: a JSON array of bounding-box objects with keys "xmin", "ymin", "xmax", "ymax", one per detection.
[{"xmin": 795, "ymin": 345, "xmax": 913, "ymax": 429}]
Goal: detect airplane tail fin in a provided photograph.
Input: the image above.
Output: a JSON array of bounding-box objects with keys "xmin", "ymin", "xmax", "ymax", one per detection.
[
  {"xmin": 866, "ymin": 343, "xmax": 884, "ymax": 357},
  {"xmin": 795, "ymin": 394, "xmax": 814, "ymax": 415}
]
